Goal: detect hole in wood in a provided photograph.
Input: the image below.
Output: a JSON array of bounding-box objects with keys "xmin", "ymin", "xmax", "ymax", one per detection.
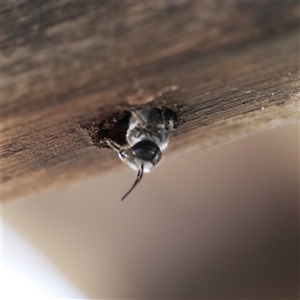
[{"xmin": 82, "ymin": 106, "xmax": 178, "ymax": 150}]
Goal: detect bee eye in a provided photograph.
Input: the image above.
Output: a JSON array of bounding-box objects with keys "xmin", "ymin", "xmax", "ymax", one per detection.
[{"xmin": 132, "ymin": 140, "xmax": 160, "ymax": 161}]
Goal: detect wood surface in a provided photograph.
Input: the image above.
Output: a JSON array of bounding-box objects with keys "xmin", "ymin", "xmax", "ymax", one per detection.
[{"xmin": 2, "ymin": 1, "xmax": 299, "ymax": 201}]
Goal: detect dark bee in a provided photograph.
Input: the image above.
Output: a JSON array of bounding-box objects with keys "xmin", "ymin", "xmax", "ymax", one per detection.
[{"xmin": 105, "ymin": 107, "xmax": 175, "ymax": 200}]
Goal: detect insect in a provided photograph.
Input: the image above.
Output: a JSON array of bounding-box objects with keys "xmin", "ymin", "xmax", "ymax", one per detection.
[{"xmin": 105, "ymin": 106, "xmax": 176, "ymax": 200}]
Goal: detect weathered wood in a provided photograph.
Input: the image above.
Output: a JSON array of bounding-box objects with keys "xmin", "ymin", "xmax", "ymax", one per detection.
[{"xmin": 2, "ymin": 2, "xmax": 299, "ymax": 201}]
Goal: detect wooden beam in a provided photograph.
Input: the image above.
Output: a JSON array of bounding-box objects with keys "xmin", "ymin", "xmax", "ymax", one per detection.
[{"xmin": 2, "ymin": 2, "xmax": 299, "ymax": 200}]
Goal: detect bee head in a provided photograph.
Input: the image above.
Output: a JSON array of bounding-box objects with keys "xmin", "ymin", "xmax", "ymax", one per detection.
[
  {"xmin": 119, "ymin": 140, "xmax": 162, "ymax": 200},
  {"xmin": 119, "ymin": 140, "xmax": 162, "ymax": 172}
]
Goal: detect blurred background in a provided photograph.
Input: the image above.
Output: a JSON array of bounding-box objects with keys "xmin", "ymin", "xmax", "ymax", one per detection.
[{"xmin": 2, "ymin": 122, "xmax": 299, "ymax": 299}]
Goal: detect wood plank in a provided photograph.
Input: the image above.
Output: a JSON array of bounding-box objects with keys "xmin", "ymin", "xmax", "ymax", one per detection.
[{"xmin": 2, "ymin": 2, "xmax": 299, "ymax": 200}]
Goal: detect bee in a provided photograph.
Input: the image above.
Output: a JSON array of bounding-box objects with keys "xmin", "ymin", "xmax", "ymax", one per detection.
[{"xmin": 105, "ymin": 107, "xmax": 176, "ymax": 200}]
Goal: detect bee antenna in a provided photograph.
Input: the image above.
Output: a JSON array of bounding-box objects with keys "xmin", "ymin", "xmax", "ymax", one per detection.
[{"xmin": 121, "ymin": 165, "xmax": 144, "ymax": 201}]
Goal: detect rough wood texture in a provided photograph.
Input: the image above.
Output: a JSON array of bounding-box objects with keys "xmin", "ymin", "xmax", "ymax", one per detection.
[{"xmin": 2, "ymin": 2, "xmax": 299, "ymax": 201}]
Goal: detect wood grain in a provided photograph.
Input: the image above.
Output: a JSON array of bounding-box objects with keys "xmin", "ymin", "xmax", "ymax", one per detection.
[{"xmin": 2, "ymin": 1, "xmax": 299, "ymax": 200}]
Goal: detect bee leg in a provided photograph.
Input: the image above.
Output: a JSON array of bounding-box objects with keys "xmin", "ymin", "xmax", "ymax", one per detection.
[{"xmin": 103, "ymin": 138, "xmax": 122, "ymax": 152}]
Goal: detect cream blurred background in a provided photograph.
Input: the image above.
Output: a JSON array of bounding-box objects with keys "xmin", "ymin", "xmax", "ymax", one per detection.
[{"xmin": 2, "ymin": 122, "xmax": 299, "ymax": 299}]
